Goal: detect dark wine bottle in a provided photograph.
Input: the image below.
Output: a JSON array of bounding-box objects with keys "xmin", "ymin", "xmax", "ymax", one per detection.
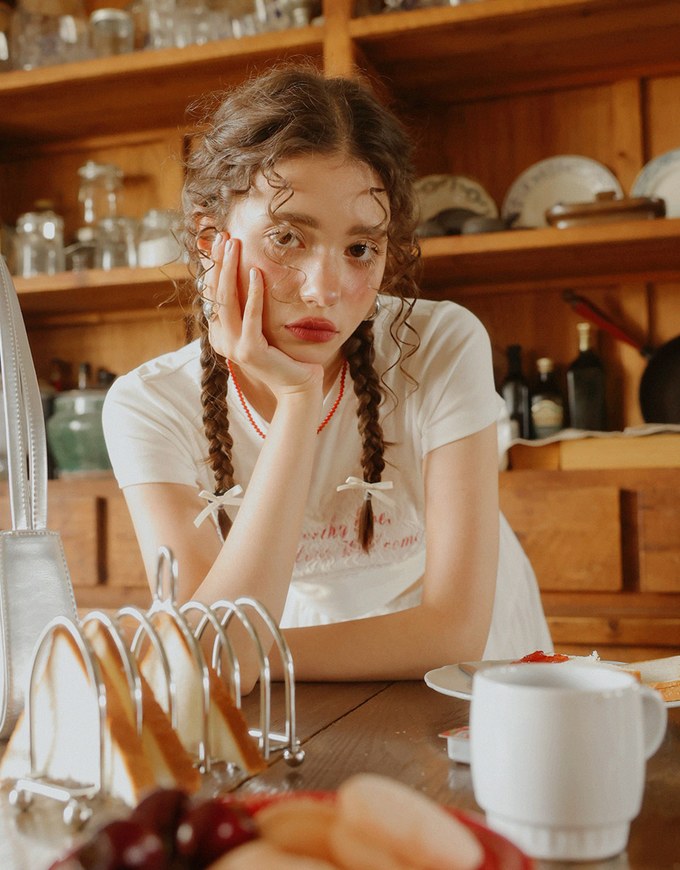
[
  {"xmin": 567, "ymin": 322, "xmax": 607, "ymax": 431},
  {"xmin": 530, "ymin": 357, "xmax": 565, "ymax": 439},
  {"xmin": 501, "ymin": 344, "xmax": 531, "ymax": 439}
]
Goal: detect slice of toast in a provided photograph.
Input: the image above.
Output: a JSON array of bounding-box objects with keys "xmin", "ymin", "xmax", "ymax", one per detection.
[
  {"xmin": 0, "ymin": 626, "xmax": 156, "ymax": 806},
  {"xmin": 618, "ymin": 655, "xmax": 680, "ymax": 702},
  {"xmin": 139, "ymin": 612, "xmax": 266, "ymax": 774},
  {"xmin": 82, "ymin": 619, "xmax": 201, "ymax": 795}
]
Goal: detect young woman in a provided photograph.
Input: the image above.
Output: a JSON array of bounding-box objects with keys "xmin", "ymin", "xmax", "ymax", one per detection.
[{"xmin": 103, "ymin": 64, "xmax": 551, "ymax": 683}]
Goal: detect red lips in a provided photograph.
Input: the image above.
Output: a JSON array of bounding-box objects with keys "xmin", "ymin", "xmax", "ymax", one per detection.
[{"xmin": 285, "ymin": 317, "xmax": 339, "ymax": 343}]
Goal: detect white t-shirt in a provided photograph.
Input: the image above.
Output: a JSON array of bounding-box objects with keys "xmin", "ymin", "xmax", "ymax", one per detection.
[{"xmin": 103, "ymin": 296, "xmax": 551, "ymax": 659}]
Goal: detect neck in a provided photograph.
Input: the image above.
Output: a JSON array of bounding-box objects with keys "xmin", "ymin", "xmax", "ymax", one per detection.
[{"xmin": 322, "ymin": 354, "xmax": 345, "ymax": 394}]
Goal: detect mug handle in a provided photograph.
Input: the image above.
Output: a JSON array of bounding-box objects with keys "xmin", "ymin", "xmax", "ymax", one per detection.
[{"xmin": 640, "ymin": 685, "xmax": 668, "ymax": 759}]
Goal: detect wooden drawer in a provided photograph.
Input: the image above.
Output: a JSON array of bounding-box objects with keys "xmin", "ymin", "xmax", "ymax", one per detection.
[
  {"xmin": 638, "ymin": 489, "xmax": 680, "ymax": 593},
  {"xmin": 500, "ymin": 484, "xmax": 622, "ymax": 591},
  {"xmin": 0, "ymin": 492, "xmax": 101, "ymax": 588},
  {"xmin": 1, "ymin": 479, "xmax": 148, "ymax": 597},
  {"xmin": 104, "ymin": 493, "xmax": 148, "ymax": 589}
]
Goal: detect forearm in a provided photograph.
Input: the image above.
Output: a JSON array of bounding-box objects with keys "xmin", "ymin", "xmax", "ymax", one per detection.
[
  {"xmin": 276, "ymin": 597, "xmax": 492, "ymax": 682},
  {"xmin": 194, "ymin": 389, "xmax": 321, "ymax": 617}
]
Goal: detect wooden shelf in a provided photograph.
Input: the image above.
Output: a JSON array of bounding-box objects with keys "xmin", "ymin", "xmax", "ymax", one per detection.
[
  {"xmin": 422, "ymin": 217, "xmax": 680, "ymax": 294},
  {"xmin": 0, "ymin": 28, "xmax": 323, "ymax": 144},
  {"xmin": 351, "ymin": 0, "xmax": 680, "ymax": 101},
  {"xmin": 16, "ymin": 263, "xmax": 189, "ymax": 315},
  {"xmin": 3, "ymin": 0, "xmax": 680, "ymax": 145},
  {"xmin": 15, "ymin": 218, "xmax": 680, "ymax": 315}
]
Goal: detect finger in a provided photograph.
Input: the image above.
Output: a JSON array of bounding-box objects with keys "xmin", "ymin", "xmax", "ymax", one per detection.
[
  {"xmin": 240, "ymin": 267, "xmax": 265, "ymax": 342},
  {"xmin": 198, "ymin": 232, "xmax": 224, "ymax": 307},
  {"xmin": 215, "ymin": 237, "xmax": 243, "ymax": 329}
]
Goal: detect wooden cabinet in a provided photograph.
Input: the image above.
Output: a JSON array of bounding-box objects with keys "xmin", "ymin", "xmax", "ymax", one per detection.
[
  {"xmin": 500, "ymin": 468, "xmax": 680, "ymax": 660},
  {"xmin": 2, "ymin": 0, "xmax": 679, "ymax": 651},
  {"xmin": 0, "ymin": 478, "xmax": 150, "ymax": 610}
]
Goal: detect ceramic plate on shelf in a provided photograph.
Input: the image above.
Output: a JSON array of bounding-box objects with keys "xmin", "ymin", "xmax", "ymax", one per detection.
[
  {"xmin": 414, "ymin": 173, "xmax": 498, "ymax": 223},
  {"xmin": 501, "ymin": 155, "xmax": 623, "ymax": 228},
  {"xmin": 631, "ymin": 148, "xmax": 680, "ymax": 218},
  {"xmin": 424, "ymin": 661, "xmax": 680, "ymax": 707}
]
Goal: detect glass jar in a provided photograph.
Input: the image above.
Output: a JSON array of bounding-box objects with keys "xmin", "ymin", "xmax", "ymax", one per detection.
[
  {"xmin": 0, "ymin": 2, "xmax": 11, "ymax": 71},
  {"xmin": 65, "ymin": 225, "xmax": 97, "ymax": 271},
  {"xmin": 10, "ymin": 0, "xmax": 90, "ymax": 70},
  {"xmin": 141, "ymin": 0, "xmax": 176, "ymax": 49},
  {"xmin": 95, "ymin": 216, "xmax": 138, "ymax": 269},
  {"xmin": 46, "ymin": 389, "xmax": 112, "ymax": 477},
  {"xmin": 78, "ymin": 160, "xmax": 123, "ymax": 227},
  {"xmin": 137, "ymin": 208, "xmax": 182, "ymax": 266},
  {"xmin": 89, "ymin": 8, "xmax": 135, "ymax": 56},
  {"xmin": 14, "ymin": 210, "xmax": 65, "ymax": 277}
]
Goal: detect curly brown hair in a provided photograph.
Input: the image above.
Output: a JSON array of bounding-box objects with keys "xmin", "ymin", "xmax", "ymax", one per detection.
[{"xmin": 181, "ymin": 63, "xmax": 422, "ymax": 550}]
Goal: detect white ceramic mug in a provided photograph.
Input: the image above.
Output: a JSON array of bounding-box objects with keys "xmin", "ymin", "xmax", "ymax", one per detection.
[{"xmin": 469, "ymin": 662, "xmax": 667, "ymax": 861}]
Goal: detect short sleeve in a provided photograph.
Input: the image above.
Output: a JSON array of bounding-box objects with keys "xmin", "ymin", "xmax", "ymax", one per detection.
[
  {"xmin": 102, "ymin": 369, "xmax": 201, "ymax": 489},
  {"xmin": 411, "ymin": 301, "xmax": 499, "ymax": 456}
]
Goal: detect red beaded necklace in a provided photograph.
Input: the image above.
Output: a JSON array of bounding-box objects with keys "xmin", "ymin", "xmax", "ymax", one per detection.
[{"xmin": 226, "ymin": 359, "xmax": 348, "ymax": 439}]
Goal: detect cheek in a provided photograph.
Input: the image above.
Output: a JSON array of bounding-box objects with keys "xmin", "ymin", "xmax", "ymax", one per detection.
[{"xmin": 342, "ymin": 264, "xmax": 384, "ymax": 300}]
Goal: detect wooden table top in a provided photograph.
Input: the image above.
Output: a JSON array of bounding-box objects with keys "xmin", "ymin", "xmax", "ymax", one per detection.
[{"xmin": 1, "ymin": 679, "xmax": 678, "ymax": 869}]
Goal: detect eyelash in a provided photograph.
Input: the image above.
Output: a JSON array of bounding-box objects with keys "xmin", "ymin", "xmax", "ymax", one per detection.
[{"xmin": 265, "ymin": 227, "xmax": 382, "ymax": 267}]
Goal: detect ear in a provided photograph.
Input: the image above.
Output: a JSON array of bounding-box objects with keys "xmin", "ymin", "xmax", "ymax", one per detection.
[{"xmin": 196, "ymin": 222, "xmax": 218, "ymax": 259}]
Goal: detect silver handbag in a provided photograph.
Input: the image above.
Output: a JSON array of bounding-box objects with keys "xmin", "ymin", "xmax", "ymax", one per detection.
[{"xmin": 0, "ymin": 255, "xmax": 77, "ymax": 739}]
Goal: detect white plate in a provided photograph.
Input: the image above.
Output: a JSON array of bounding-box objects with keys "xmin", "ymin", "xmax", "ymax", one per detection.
[
  {"xmin": 414, "ymin": 173, "xmax": 498, "ymax": 223},
  {"xmin": 631, "ymin": 148, "xmax": 680, "ymax": 217},
  {"xmin": 424, "ymin": 660, "xmax": 680, "ymax": 708},
  {"xmin": 501, "ymin": 155, "xmax": 623, "ymax": 227}
]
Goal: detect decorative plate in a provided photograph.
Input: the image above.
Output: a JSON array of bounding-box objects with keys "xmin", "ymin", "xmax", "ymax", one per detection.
[
  {"xmin": 501, "ymin": 155, "xmax": 623, "ymax": 228},
  {"xmin": 415, "ymin": 173, "xmax": 498, "ymax": 224},
  {"xmin": 631, "ymin": 148, "xmax": 680, "ymax": 218}
]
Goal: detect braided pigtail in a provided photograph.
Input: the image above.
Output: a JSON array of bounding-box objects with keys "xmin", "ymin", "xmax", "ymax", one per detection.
[
  {"xmin": 344, "ymin": 320, "xmax": 386, "ymax": 552},
  {"xmin": 197, "ymin": 297, "xmax": 235, "ymax": 537}
]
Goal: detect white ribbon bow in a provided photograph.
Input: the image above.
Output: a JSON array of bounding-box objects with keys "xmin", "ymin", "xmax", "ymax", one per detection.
[
  {"xmin": 336, "ymin": 476, "xmax": 395, "ymax": 507},
  {"xmin": 193, "ymin": 485, "xmax": 244, "ymax": 528}
]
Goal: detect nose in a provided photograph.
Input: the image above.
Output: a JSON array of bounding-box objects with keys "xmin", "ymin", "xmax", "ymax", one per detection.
[{"xmin": 299, "ymin": 253, "xmax": 340, "ymax": 307}]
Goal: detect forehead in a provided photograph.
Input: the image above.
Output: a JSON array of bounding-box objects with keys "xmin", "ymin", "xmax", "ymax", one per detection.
[{"xmin": 246, "ymin": 153, "xmax": 390, "ymax": 225}]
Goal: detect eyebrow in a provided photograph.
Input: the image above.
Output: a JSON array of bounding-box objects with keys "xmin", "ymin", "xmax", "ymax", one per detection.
[{"xmin": 274, "ymin": 211, "xmax": 388, "ymax": 238}]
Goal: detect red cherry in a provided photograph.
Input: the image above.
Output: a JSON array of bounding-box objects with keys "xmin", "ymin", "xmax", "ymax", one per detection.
[
  {"xmin": 96, "ymin": 819, "xmax": 168, "ymax": 869},
  {"xmin": 131, "ymin": 787, "xmax": 190, "ymax": 855},
  {"xmin": 175, "ymin": 798, "xmax": 258, "ymax": 867}
]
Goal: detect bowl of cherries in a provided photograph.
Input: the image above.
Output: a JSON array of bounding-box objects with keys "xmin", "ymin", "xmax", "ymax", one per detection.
[{"xmin": 49, "ymin": 788, "xmax": 259, "ymax": 869}]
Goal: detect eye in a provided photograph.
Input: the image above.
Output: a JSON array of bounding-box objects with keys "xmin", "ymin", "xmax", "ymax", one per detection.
[
  {"xmin": 266, "ymin": 226, "xmax": 302, "ymax": 250},
  {"xmin": 347, "ymin": 241, "xmax": 380, "ymax": 264}
]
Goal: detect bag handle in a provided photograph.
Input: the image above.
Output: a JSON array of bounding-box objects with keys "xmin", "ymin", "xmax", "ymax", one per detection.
[{"xmin": 0, "ymin": 256, "xmax": 48, "ymax": 531}]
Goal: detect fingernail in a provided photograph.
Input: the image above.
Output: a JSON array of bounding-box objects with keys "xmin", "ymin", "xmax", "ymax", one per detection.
[
  {"xmin": 250, "ymin": 268, "xmax": 258, "ymax": 282},
  {"xmin": 225, "ymin": 238, "xmax": 232, "ymax": 252},
  {"xmin": 211, "ymin": 233, "xmax": 222, "ymax": 255}
]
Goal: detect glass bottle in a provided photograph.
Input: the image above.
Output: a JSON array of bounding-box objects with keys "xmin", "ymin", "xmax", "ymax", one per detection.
[
  {"xmin": 500, "ymin": 344, "xmax": 531, "ymax": 440},
  {"xmin": 77, "ymin": 161, "xmax": 123, "ymax": 227},
  {"xmin": 530, "ymin": 357, "xmax": 565, "ymax": 439},
  {"xmin": 567, "ymin": 322, "xmax": 607, "ymax": 431}
]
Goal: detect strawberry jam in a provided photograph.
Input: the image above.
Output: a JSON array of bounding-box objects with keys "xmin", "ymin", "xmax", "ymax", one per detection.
[{"xmin": 514, "ymin": 650, "xmax": 570, "ymax": 663}]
